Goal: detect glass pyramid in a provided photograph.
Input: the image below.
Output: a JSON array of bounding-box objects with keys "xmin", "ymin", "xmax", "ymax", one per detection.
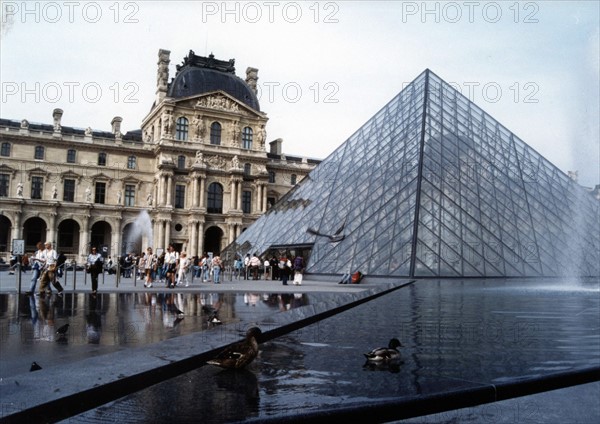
[{"xmin": 230, "ymin": 70, "xmax": 599, "ymax": 278}]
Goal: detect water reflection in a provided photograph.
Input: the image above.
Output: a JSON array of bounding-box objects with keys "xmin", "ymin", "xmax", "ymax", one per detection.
[{"xmin": 0, "ymin": 291, "xmax": 311, "ymax": 379}]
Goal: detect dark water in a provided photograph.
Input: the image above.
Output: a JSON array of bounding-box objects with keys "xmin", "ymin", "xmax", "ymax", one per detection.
[
  {"xmin": 58, "ymin": 278, "xmax": 599, "ymax": 423},
  {"xmin": 0, "ymin": 291, "xmax": 320, "ymax": 378}
]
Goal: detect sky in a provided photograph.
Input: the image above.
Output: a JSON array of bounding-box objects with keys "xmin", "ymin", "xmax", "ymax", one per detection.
[{"xmin": 1, "ymin": 1, "xmax": 598, "ymax": 187}]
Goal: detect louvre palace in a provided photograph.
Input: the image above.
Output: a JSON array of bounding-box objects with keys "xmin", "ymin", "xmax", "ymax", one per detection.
[{"xmin": 0, "ymin": 50, "xmax": 319, "ymax": 261}]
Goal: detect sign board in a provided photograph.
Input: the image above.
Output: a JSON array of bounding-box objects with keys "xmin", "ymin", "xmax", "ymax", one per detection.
[{"xmin": 12, "ymin": 239, "xmax": 25, "ymax": 255}]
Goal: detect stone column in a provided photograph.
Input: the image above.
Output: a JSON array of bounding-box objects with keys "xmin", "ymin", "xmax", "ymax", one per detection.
[
  {"xmin": 197, "ymin": 221, "xmax": 204, "ymax": 255},
  {"xmin": 158, "ymin": 174, "xmax": 164, "ymax": 206},
  {"xmin": 230, "ymin": 178, "xmax": 237, "ymax": 210},
  {"xmin": 80, "ymin": 215, "xmax": 90, "ymax": 261},
  {"xmin": 12, "ymin": 211, "xmax": 22, "ymax": 241},
  {"xmin": 262, "ymin": 184, "xmax": 268, "ymax": 213},
  {"xmin": 114, "ymin": 217, "xmax": 122, "ymax": 257},
  {"xmin": 199, "ymin": 177, "xmax": 206, "ymax": 208},
  {"xmin": 165, "ymin": 220, "xmax": 171, "ymax": 247},
  {"xmin": 237, "ymin": 181, "xmax": 242, "ymax": 210},
  {"xmin": 255, "ymin": 184, "xmax": 262, "ymax": 213},
  {"xmin": 192, "ymin": 175, "xmax": 198, "ymax": 207},
  {"xmin": 157, "ymin": 219, "xmax": 165, "ymax": 250},
  {"xmin": 166, "ymin": 175, "xmax": 173, "ymax": 207},
  {"xmin": 48, "ymin": 213, "xmax": 57, "ymax": 246},
  {"xmin": 189, "ymin": 220, "xmax": 198, "ymax": 257}
]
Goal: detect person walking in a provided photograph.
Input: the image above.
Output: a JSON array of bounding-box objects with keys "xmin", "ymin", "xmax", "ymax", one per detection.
[
  {"xmin": 25, "ymin": 242, "xmax": 45, "ymax": 295},
  {"xmin": 142, "ymin": 247, "xmax": 156, "ymax": 288},
  {"xmin": 86, "ymin": 246, "xmax": 103, "ymax": 296},
  {"xmin": 177, "ymin": 252, "xmax": 191, "ymax": 287},
  {"xmin": 39, "ymin": 242, "xmax": 64, "ymax": 296},
  {"xmin": 212, "ymin": 255, "xmax": 223, "ymax": 284},
  {"xmin": 165, "ymin": 244, "xmax": 179, "ymax": 288}
]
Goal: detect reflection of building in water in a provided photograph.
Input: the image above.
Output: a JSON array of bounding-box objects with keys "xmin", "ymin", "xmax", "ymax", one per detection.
[
  {"xmin": 233, "ymin": 69, "xmax": 599, "ymax": 278},
  {"xmin": 0, "ymin": 50, "xmax": 319, "ymax": 262}
]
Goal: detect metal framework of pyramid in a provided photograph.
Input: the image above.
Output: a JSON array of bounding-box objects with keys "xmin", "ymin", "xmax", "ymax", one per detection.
[{"xmin": 230, "ymin": 70, "xmax": 599, "ymax": 278}]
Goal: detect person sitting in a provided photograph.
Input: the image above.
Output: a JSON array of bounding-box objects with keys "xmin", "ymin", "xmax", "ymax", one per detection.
[{"xmin": 339, "ymin": 270, "xmax": 363, "ymax": 284}]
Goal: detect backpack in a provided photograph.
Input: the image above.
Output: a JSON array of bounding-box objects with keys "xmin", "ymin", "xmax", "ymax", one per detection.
[
  {"xmin": 293, "ymin": 256, "xmax": 304, "ymax": 270},
  {"xmin": 351, "ymin": 271, "xmax": 363, "ymax": 284}
]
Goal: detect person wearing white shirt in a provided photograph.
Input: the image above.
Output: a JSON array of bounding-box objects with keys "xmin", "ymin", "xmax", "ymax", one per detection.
[
  {"xmin": 164, "ymin": 244, "xmax": 179, "ymax": 288},
  {"xmin": 86, "ymin": 246, "xmax": 103, "ymax": 295},
  {"xmin": 39, "ymin": 242, "xmax": 64, "ymax": 296}
]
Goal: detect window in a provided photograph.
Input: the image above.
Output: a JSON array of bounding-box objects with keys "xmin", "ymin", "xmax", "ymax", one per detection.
[
  {"xmin": 268, "ymin": 171, "xmax": 276, "ymax": 183},
  {"xmin": 290, "ymin": 174, "xmax": 297, "ymax": 185},
  {"xmin": 207, "ymin": 182, "xmax": 223, "ymax": 213},
  {"xmin": 98, "ymin": 152, "xmax": 107, "ymax": 166},
  {"xmin": 124, "ymin": 184, "xmax": 135, "ymax": 206},
  {"xmin": 242, "ymin": 190, "xmax": 252, "ymax": 214},
  {"xmin": 34, "ymin": 146, "xmax": 44, "ymax": 160},
  {"xmin": 1, "ymin": 142, "xmax": 10, "ymax": 157},
  {"xmin": 67, "ymin": 149, "xmax": 76, "ymax": 163},
  {"xmin": 63, "ymin": 179, "xmax": 75, "ymax": 202},
  {"xmin": 210, "ymin": 122, "xmax": 221, "ymax": 145},
  {"xmin": 175, "ymin": 184, "xmax": 185, "ymax": 208},
  {"xmin": 242, "ymin": 127, "xmax": 253, "ymax": 149},
  {"xmin": 176, "ymin": 117, "xmax": 189, "ymax": 141},
  {"xmin": 267, "ymin": 196, "xmax": 276, "ymax": 210},
  {"xmin": 178, "ymin": 155, "xmax": 186, "ymax": 170},
  {"xmin": 127, "ymin": 155, "xmax": 136, "ymax": 170},
  {"xmin": 95, "ymin": 182, "xmax": 106, "ymax": 204},
  {"xmin": 0, "ymin": 174, "xmax": 8, "ymax": 197},
  {"xmin": 243, "ymin": 163, "xmax": 251, "ymax": 176},
  {"xmin": 31, "ymin": 176, "xmax": 43, "ymax": 199}
]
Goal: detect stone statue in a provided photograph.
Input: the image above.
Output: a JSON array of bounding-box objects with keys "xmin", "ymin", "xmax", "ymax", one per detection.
[
  {"xmin": 147, "ymin": 192, "xmax": 153, "ymax": 206},
  {"xmin": 16, "ymin": 182, "xmax": 23, "ymax": 198},
  {"xmin": 20, "ymin": 119, "xmax": 29, "ymax": 129},
  {"xmin": 117, "ymin": 190, "xmax": 122, "ymax": 205},
  {"xmin": 85, "ymin": 127, "xmax": 93, "ymax": 136},
  {"xmin": 163, "ymin": 112, "xmax": 173, "ymax": 136},
  {"xmin": 192, "ymin": 115, "xmax": 205, "ymax": 140},
  {"xmin": 52, "ymin": 184, "xmax": 57, "ymax": 199},
  {"xmin": 258, "ymin": 125, "xmax": 267, "ymax": 148},
  {"xmin": 231, "ymin": 155, "xmax": 240, "ymax": 169},
  {"xmin": 85, "ymin": 186, "xmax": 92, "ymax": 202},
  {"xmin": 194, "ymin": 150, "xmax": 205, "ymax": 164}
]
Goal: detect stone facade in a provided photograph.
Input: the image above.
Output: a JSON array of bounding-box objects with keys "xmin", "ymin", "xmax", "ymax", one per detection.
[{"xmin": 0, "ymin": 50, "xmax": 319, "ymax": 262}]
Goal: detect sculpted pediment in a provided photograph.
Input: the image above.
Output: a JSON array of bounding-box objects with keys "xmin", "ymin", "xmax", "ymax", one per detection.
[{"xmin": 181, "ymin": 91, "xmax": 264, "ymax": 118}]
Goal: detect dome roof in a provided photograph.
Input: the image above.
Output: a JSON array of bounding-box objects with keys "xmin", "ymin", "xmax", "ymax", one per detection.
[{"xmin": 167, "ymin": 53, "xmax": 260, "ymax": 111}]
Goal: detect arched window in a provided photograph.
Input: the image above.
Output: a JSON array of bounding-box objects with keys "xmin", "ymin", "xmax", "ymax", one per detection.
[
  {"xmin": 207, "ymin": 182, "xmax": 223, "ymax": 214},
  {"xmin": 243, "ymin": 163, "xmax": 251, "ymax": 176},
  {"xmin": 98, "ymin": 152, "xmax": 107, "ymax": 166},
  {"xmin": 67, "ymin": 149, "xmax": 76, "ymax": 163},
  {"xmin": 1, "ymin": 142, "xmax": 11, "ymax": 157},
  {"xmin": 177, "ymin": 155, "xmax": 186, "ymax": 169},
  {"xmin": 242, "ymin": 127, "xmax": 253, "ymax": 149},
  {"xmin": 210, "ymin": 122, "xmax": 221, "ymax": 145},
  {"xmin": 176, "ymin": 117, "xmax": 189, "ymax": 141}
]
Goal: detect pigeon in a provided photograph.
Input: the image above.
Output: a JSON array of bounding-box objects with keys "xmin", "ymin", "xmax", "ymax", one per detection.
[
  {"xmin": 30, "ymin": 362, "xmax": 42, "ymax": 372},
  {"xmin": 207, "ymin": 327, "xmax": 262, "ymax": 369}
]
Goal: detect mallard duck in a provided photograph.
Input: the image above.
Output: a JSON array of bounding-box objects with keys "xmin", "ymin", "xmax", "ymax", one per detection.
[
  {"xmin": 207, "ymin": 327, "xmax": 262, "ymax": 369},
  {"xmin": 363, "ymin": 338, "xmax": 402, "ymax": 362}
]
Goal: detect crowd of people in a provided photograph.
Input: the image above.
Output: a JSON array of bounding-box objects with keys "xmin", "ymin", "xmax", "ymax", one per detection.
[
  {"xmin": 233, "ymin": 253, "xmax": 306, "ymax": 286},
  {"xmin": 10, "ymin": 242, "xmax": 313, "ymax": 296}
]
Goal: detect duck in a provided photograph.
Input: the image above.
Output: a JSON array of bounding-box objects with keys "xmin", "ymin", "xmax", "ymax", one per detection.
[
  {"xmin": 207, "ymin": 327, "xmax": 262, "ymax": 369},
  {"xmin": 363, "ymin": 338, "xmax": 402, "ymax": 362}
]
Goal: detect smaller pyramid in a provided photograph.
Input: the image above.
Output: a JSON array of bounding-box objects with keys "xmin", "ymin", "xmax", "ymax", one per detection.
[{"xmin": 228, "ymin": 70, "xmax": 599, "ymax": 278}]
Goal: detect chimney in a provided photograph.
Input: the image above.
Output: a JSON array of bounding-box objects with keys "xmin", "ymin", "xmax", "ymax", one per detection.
[
  {"xmin": 156, "ymin": 49, "xmax": 171, "ymax": 104},
  {"xmin": 270, "ymin": 138, "xmax": 283, "ymax": 155},
  {"xmin": 246, "ymin": 67, "xmax": 259, "ymax": 94}
]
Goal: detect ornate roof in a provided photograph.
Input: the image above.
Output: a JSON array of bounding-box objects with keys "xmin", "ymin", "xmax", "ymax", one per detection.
[{"xmin": 167, "ymin": 51, "xmax": 260, "ymax": 111}]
